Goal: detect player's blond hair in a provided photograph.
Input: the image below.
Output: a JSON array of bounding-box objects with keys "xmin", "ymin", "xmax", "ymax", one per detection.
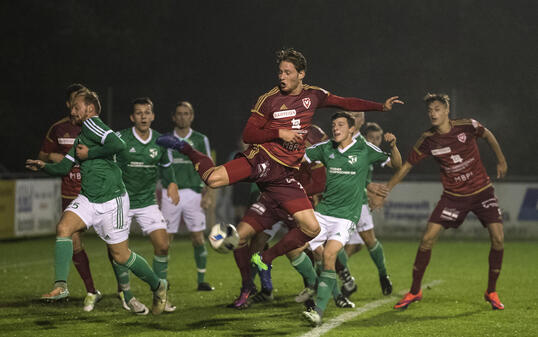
[{"xmin": 72, "ymin": 88, "xmax": 101, "ymax": 115}]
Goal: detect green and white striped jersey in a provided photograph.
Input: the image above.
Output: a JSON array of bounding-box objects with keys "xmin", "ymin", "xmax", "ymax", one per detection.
[
  {"xmin": 116, "ymin": 127, "xmax": 173, "ymax": 209},
  {"xmin": 305, "ymin": 135, "xmax": 389, "ymax": 223},
  {"xmin": 167, "ymin": 129, "xmax": 211, "ymax": 193},
  {"xmin": 65, "ymin": 116, "xmax": 126, "ymax": 203}
]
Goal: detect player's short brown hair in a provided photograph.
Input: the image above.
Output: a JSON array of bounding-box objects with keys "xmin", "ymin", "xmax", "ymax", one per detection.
[
  {"xmin": 423, "ymin": 93, "xmax": 450, "ymax": 107},
  {"xmin": 72, "ymin": 88, "xmax": 101, "ymax": 115},
  {"xmin": 132, "ymin": 97, "xmax": 154, "ymax": 111},
  {"xmin": 364, "ymin": 122, "xmax": 383, "ymax": 135},
  {"xmin": 173, "ymin": 101, "xmax": 194, "ymax": 116},
  {"xmin": 65, "ymin": 83, "xmax": 85, "ymax": 102},
  {"xmin": 276, "ymin": 48, "xmax": 307, "ymax": 73},
  {"xmin": 331, "ymin": 111, "xmax": 355, "ymax": 128}
]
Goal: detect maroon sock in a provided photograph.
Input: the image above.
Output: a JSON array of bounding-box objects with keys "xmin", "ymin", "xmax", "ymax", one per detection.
[
  {"xmin": 487, "ymin": 248, "xmax": 504, "ymax": 293},
  {"xmin": 234, "ymin": 245, "xmax": 254, "ymax": 289},
  {"xmin": 181, "ymin": 145, "xmax": 216, "ymax": 183},
  {"xmin": 107, "ymin": 249, "xmax": 122, "ymax": 293},
  {"xmin": 261, "ymin": 228, "xmax": 312, "ymax": 266},
  {"xmin": 410, "ymin": 248, "xmax": 432, "ymax": 294},
  {"xmin": 72, "ymin": 250, "xmax": 96, "ymax": 294}
]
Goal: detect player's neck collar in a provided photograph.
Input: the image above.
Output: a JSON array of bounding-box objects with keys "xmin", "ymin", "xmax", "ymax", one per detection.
[
  {"xmin": 338, "ymin": 138, "xmax": 357, "ymax": 153},
  {"xmin": 174, "ymin": 128, "xmax": 192, "ymax": 140},
  {"xmin": 132, "ymin": 127, "xmax": 152, "ymax": 144}
]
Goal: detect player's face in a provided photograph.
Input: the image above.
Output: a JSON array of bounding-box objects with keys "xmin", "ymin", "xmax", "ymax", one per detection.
[
  {"xmin": 172, "ymin": 105, "xmax": 193, "ymax": 129},
  {"xmin": 332, "ymin": 117, "xmax": 354, "ymax": 144},
  {"xmin": 350, "ymin": 111, "xmax": 365, "ymax": 131},
  {"xmin": 428, "ymin": 101, "xmax": 449, "ymax": 127},
  {"xmin": 278, "ymin": 61, "xmax": 305, "ymax": 95},
  {"xmin": 366, "ymin": 130, "xmax": 383, "ymax": 147},
  {"xmin": 70, "ymin": 96, "xmax": 92, "ymax": 125},
  {"xmin": 130, "ymin": 103, "xmax": 154, "ymax": 132}
]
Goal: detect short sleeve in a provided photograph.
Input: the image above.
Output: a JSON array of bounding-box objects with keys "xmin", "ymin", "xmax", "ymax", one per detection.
[
  {"xmin": 365, "ymin": 141, "xmax": 390, "ymax": 165},
  {"xmin": 470, "ymin": 118, "xmax": 485, "ymax": 137},
  {"xmin": 304, "ymin": 142, "xmax": 326, "ymax": 164}
]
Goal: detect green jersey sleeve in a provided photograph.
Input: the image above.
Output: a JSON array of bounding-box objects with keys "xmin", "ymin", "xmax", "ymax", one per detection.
[
  {"xmin": 365, "ymin": 141, "xmax": 390, "ymax": 165},
  {"xmin": 43, "ymin": 145, "xmax": 76, "ymax": 176},
  {"xmin": 305, "ymin": 140, "xmax": 329, "ymax": 164}
]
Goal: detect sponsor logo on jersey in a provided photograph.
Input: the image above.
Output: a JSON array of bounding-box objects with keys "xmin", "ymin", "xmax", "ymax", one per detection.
[
  {"xmin": 302, "ymin": 97, "xmax": 311, "ymax": 109},
  {"xmin": 149, "ymin": 148, "xmax": 158, "ymax": 158},
  {"xmin": 250, "ymin": 202, "xmax": 266, "ymax": 215},
  {"xmin": 273, "ymin": 109, "xmax": 296, "ymax": 119},
  {"xmin": 58, "ymin": 137, "xmax": 75, "ymax": 145},
  {"xmin": 457, "ymin": 133, "xmax": 467, "ymax": 143},
  {"xmin": 129, "ymin": 147, "xmax": 136, "ymax": 153},
  {"xmin": 291, "ymin": 118, "xmax": 301, "ymax": 129},
  {"xmin": 431, "ymin": 147, "xmax": 451, "ymax": 156}
]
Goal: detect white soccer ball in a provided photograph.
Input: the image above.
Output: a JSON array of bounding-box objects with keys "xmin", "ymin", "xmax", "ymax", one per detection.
[{"xmin": 208, "ymin": 223, "xmax": 240, "ymax": 253}]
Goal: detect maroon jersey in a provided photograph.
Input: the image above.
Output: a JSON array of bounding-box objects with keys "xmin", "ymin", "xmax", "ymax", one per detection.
[
  {"xmin": 40, "ymin": 116, "xmax": 82, "ymax": 198},
  {"xmin": 407, "ymin": 119, "xmax": 491, "ymax": 196},
  {"xmin": 251, "ymin": 85, "xmax": 329, "ymax": 168}
]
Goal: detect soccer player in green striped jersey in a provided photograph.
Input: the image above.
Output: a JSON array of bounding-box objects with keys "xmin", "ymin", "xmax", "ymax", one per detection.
[
  {"xmin": 26, "ymin": 88, "xmax": 168, "ymax": 315},
  {"xmin": 301, "ymin": 112, "xmax": 401, "ymax": 326},
  {"xmin": 160, "ymin": 101, "xmax": 215, "ymax": 291},
  {"xmin": 112, "ymin": 97, "xmax": 179, "ymax": 314}
]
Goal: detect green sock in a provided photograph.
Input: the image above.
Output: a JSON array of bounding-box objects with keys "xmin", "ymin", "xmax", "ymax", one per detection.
[
  {"xmin": 337, "ymin": 249, "xmax": 349, "ymax": 269},
  {"xmin": 332, "ymin": 278, "xmax": 342, "ymax": 298},
  {"xmin": 54, "ymin": 237, "xmax": 73, "ymax": 284},
  {"xmin": 314, "ymin": 260, "xmax": 323, "ymax": 276},
  {"xmin": 368, "ymin": 241, "xmax": 387, "ymax": 276},
  {"xmin": 194, "ymin": 244, "xmax": 207, "ymax": 284},
  {"xmin": 291, "ymin": 252, "xmax": 318, "ymax": 287},
  {"xmin": 315, "ymin": 270, "xmax": 337, "ymax": 313},
  {"xmin": 112, "ymin": 260, "xmax": 134, "ymax": 302},
  {"xmin": 153, "ymin": 255, "xmax": 169, "ymax": 280},
  {"xmin": 122, "ymin": 251, "xmax": 160, "ymax": 291}
]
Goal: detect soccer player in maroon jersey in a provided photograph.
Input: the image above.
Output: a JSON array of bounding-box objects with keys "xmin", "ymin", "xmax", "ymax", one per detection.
[
  {"xmin": 157, "ymin": 48, "xmax": 403, "ymax": 305},
  {"xmin": 372, "ymin": 93, "xmax": 507, "ymax": 310},
  {"xmin": 38, "ymin": 83, "xmax": 102, "ymax": 311}
]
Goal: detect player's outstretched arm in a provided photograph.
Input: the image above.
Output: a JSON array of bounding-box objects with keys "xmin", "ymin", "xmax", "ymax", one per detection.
[
  {"xmin": 481, "ymin": 128, "xmax": 507, "ymax": 179},
  {"xmin": 26, "ymin": 156, "xmax": 74, "ymax": 176},
  {"xmin": 370, "ymin": 161, "xmax": 413, "ymax": 210},
  {"xmin": 384, "ymin": 132, "xmax": 402, "ymax": 169}
]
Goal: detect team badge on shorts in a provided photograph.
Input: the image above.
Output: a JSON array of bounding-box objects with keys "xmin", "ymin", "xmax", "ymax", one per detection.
[
  {"xmin": 457, "ymin": 133, "xmax": 467, "ymax": 143},
  {"xmin": 302, "ymin": 97, "xmax": 311, "ymax": 109}
]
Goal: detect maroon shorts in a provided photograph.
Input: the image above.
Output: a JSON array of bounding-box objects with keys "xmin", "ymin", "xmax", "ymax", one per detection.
[
  {"xmin": 242, "ymin": 193, "xmax": 297, "ymax": 233},
  {"xmin": 225, "ymin": 145, "xmax": 312, "ymax": 215},
  {"xmin": 429, "ymin": 186, "xmax": 503, "ymax": 229}
]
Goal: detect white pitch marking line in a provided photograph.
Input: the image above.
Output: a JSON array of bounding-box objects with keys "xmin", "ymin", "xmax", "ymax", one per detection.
[{"xmin": 300, "ymin": 280, "xmax": 443, "ymax": 337}]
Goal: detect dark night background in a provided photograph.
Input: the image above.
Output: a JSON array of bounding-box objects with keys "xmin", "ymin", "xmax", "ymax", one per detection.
[{"xmin": 1, "ymin": 1, "xmax": 536, "ymax": 179}]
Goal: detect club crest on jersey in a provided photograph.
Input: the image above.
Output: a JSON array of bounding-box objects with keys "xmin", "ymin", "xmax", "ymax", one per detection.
[
  {"xmin": 348, "ymin": 155, "xmax": 357, "ymax": 164},
  {"xmin": 149, "ymin": 148, "xmax": 158, "ymax": 158},
  {"xmin": 302, "ymin": 97, "xmax": 311, "ymax": 109},
  {"xmin": 457, "ymin": 133, "xmax": 466, "ymax": 143}
]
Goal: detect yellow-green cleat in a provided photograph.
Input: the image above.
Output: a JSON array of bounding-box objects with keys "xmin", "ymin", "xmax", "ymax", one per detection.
[{"xmin": 251, "ymin": 252, "xmax": 268, "ymax": 271}]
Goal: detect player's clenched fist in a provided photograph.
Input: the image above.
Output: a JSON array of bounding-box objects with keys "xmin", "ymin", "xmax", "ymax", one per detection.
[{"xmin": 25, "ymin": 159, "xmax": 45, "ymax": 171}]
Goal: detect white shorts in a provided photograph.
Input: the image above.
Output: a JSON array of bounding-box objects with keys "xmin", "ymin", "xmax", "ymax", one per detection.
[
  {"xmin": 128, "ymin": 204, "xmax": 167, "ymax": 236},
  {"xmin": 161, "ymin": 188, "xmax": 206, "ymax": 234},
  {"xmin": 308, "ymin": 212, "xmax": 353, "ymax": 251},
  {"xmin": 348, "ymin": 204, "xmax": 374, "ymax": 245},
  {"xmin": 65, "ymin": 193, "xmax": 130, "ymax": 245}
]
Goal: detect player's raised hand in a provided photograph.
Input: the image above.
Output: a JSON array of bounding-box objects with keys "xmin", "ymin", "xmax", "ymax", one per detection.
[
  {"xmin": 25, "ymin": 159, "xmax": 45, "ymax": 171},
  {"xmin": 76, "ymin": 144, "xmax": 89, "ymax": 160},
  {"xmin": 497, "ymin": 161, "xmax": 507, "ymax": 179},
  {"xmin": 382, "ymin": 96, "xmax": 404, "ymax": 111},
  {"xmin": 278, "ymin": 129, "xmax": 304, "ymax": 143},
  {"xmin": 384, "ymin": 132, "xmax": 397, "ymax": 148}
]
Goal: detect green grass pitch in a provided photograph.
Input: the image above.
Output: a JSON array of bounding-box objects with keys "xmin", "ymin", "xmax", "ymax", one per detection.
[{"xmin": 0, "ymin": 235, "xmax": 536, "ymax": 336}]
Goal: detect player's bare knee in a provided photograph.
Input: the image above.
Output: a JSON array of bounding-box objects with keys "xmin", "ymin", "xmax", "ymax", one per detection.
[{"xmin": 154, "ymin": 243, "xmax": 169, "ymax": 256}]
